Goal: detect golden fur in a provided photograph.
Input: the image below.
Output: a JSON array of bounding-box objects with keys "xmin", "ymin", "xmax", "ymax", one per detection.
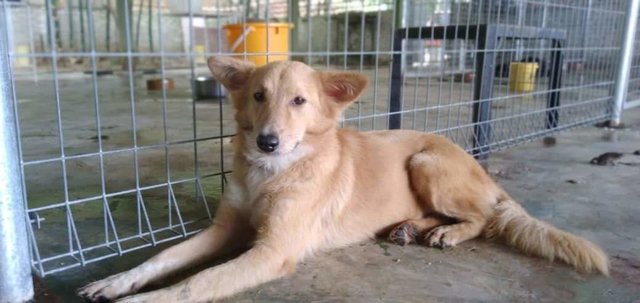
[{"xmin": 78, "ymin": 57, "xmax": 608, "ymax": 303}]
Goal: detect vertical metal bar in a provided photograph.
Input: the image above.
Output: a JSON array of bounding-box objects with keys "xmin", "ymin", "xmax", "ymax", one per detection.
[
  {"xmin": 266, "ymin": 0, "xmax": 271, "ymax": 64},
  {"xmin": 370, "ymin": 0, "xmax": 381, "ymax": 130},
  {"xmin": 215, "ymin": 0, "xmax": 225, "ymax": 191},
  {"xmin": 202, "ymin": 4, "xmax": 209, "ymax": 62},
  {"xmin": 472, "ymin": 25, "xmax": 495, "ymax": 159},
  {"xmin": 25, "ymin": 3, "xmax": 37, "ymax": 81},
  {"xmin": 86, "ymin": 0, "xmax": 125, "ymax": 252},
  {"xmin": 388, "ymin": 0, "xmax": 407, "ymax": 130},
  {"xmin": 67, "ymin": 0, "xmax": 74, "ymax": 49},
  {"xmin": 79, "ymin": 0, "xmax": 85, "ymax": 52},
  {"xmin": 106, "ymin": 0, "xmax": 111, "ymax": 52},
  {"xmin": 610, "ymin": 0, "xmax": 640, "ymax": 126},
  {"xmin": 147, "ymin": 0, "xmax": 153, "ymax": 52},
  {"xmin": 5, "ymin": 0, "xmax": 43, "ymax": 275},
  {"xmin": 388, "ymin": 29, "xmax": 403, "ymax": 129},
  {"xmin": 135, "ymin": 0, "xmax": 144, "ymax": 51},
  {"xmin": 325, "ymin": 0, "xmax": 331, "ymax": 67},
  {"xmin": 187, "ymin": 0, "xmax": 200, "ymax": 221},
  {"xmin": 0, "ymin": 2, "xmax": 34, "ymax": 301},
  {"xmin": 52, "ymin": 0, "xmax": 61, "ymax": 50},
  {"xmin": 45, "ymin": 0, "xmax": 85, "ymax": 262},
  {"xmin": 582, "ymin": 0, "xmax": 592, "ymax": 63},
  {"xmin": 385, "ymin": 0, "xmax": 397, "ymax": 130},
  {"xmin": 455, "ymin": 0, "xmax": 474, "ymax": 146},
  {"xmin": 306, "ymin": 0, "xmax": 311, "ymax": 64},
  {"xmin": 546, "ymin": 38, "xmax": 563, "ymax": 129},
  {"xmin": 342, "ymin": 1, "xmax": 348, "ymax": 74},
  {"xmin": 155, "ymin": 0, "xmax": 172, "ymax": 237},
  {"xmin": 394, "ymin": 0, "xmax": 403, "ymax": 30},
  {"xmin": 409, "ymin": 3, "xmax": 425, "ymax": 131},
  {"xmin": 356, "ymin": 0, "xmax": 365, "ymax": 130},
  {"xmin": 445, "ymin": 3, "xmax": 463, "ymax": 135},
  {"xmin": 290, "ymin": 0, "xmax": 299, "ymax": 54}
]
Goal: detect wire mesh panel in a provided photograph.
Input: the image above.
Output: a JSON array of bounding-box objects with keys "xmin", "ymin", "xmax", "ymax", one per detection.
[{"xmin": 0, "ymin": 0, "xmax": 628, "ymax": 277}]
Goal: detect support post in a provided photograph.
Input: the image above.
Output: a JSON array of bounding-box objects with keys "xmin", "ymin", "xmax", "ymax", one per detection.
[
  {"xmin": 0, "ymin": 4, "xmax": 35, "ymax": 303},
  {"xmin": 67, "ymin": 0, "xmax": 74, "ymax": 49},
  {"xmin": 611, "ymin": 0, "xmax": 640, "ymax": 126},
  {"xmin": 471, "ymin": 26, "xmax": 497, "ymax": 159},
  {"xmin": 388, "ymin": 29, "xmax": 404, "ymax": 129},
  {"xmin": 545, "ymin": 39, "xmax": 563, "ymax": 129},
  {"xmin": 106, "ymin": 1, "xmax": 111, "ymax": 52},
  {"xmin": 388, "ymin": 0, "xmax": 405, "ymax": 129},
  {"xmin": 289, "ymin": 0, "xmax": 299, "ymax": 53},
  {"xmin": 79, "ymin": 0, "xmax": 85, "ymax": 52}
]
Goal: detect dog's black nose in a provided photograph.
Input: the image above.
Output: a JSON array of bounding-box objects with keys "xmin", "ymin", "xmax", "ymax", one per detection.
[{"xmin": 256, "ymin": 134, "xmax": 279, "ymax": 153}]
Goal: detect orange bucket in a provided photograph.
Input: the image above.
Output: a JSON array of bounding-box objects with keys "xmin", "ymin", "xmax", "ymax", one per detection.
[{"xmin": 223, "ymin": 22, "xmax": 292, "ymax": 66}]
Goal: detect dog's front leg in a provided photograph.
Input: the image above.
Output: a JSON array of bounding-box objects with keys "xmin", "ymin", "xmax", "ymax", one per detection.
[
  {"xmin": 116, "ymin": 242, "xmax": 302, "ymax": 303},
  {"xmin": 117, "ymin": 193, "xmax": 316, "ymax": 303},
  {"xmin": 79, "ymin": 202, "xmax": 252, "ymax": 302}
]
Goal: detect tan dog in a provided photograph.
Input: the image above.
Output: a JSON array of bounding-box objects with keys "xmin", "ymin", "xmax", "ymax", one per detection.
[{"xmin": 79, "ymin": 57, "xmax": 608, "ymax": 303}]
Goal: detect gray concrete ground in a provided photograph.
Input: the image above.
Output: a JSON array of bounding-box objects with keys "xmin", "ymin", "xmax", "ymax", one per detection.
[{"xmin": 36, "ymin": 108, "xmax": 640, "ymax": 302}]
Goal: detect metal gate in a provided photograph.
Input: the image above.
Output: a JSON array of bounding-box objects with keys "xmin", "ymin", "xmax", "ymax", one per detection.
[{"xmin": 0, "ymin": 0, "xmax": 638, "ymax": 300}]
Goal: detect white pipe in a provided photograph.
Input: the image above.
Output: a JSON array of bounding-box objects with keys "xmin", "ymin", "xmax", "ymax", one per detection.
[
  {"xmin": 0, "ymin": 3, "xmax": 35, "ymax": 302},
  {"xmin": 611, "ymin": 0, "xmax": 640, "ymax": 125}
]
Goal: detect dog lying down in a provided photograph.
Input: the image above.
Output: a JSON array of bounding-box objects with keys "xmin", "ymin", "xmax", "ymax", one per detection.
[{"xmin": 79, "ymin": 57, "xmax": 608, "ymax": 302}]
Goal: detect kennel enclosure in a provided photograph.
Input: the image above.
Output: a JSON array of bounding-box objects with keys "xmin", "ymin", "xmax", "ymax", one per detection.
[{"xmin": 1, "ymin": 0, "xmax": 640, "ymax": 300}]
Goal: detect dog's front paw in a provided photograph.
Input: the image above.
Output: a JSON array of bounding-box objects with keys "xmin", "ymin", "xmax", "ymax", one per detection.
[
  {"xmin": 388, "ymin": 222, "xmax": 417, "ymax": 246},
  {"xmin": 115, "ymin": 287, "xmax": 176, "ymax": 303},
  {"xmin": 424, "ymin": 226, "xmax": 457, "ymax": 248},
  {"xmin": 78, "ymin": 272, "xmax": 140, "ymax": 302},
  {"xmin": 114, "ymin": 294, "xmax": 149, "ymax": 303}
]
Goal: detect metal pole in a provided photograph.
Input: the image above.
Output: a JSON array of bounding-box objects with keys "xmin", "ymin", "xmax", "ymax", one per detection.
[
  {"xmin": 67, "ymin": 0, "xmax": 74, "ymax": 49},
  {"xmin": 79, "ymin": 0, "xmax": 86, "ymax": 52},
  {"xmin": 394, "ymin": 0, "xmax": 404, "ymax": 29},
  {"xmin": 0, "ymin": 2, "xmax": 35, "ymax": 303},
  {"xmin": 581, "ymin": 0, "xmax": 593, "ymax": 62},
  {"xmin": 611, "ymin": 0, "xmax": 640, "ymax": 126},
  {"xmin": 106, "ymin": 1, "xmax": 111, "ymax": 52}
]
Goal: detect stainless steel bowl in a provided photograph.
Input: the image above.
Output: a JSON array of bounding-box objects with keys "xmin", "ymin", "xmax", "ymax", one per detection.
[{"xmin": 193, "ymin": 76, "xmax": 226, "ymax": 100}]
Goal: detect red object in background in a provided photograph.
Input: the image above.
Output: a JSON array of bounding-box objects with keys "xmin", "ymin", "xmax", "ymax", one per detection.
[{"xmin": 425, "ymin": 40, "xmax": 442, "ymax": 47}]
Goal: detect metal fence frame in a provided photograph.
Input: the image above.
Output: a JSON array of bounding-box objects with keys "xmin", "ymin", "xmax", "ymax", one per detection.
[
  {"xmin": 0, "ymin": 2, "xmax": 34, "ymax": 302},
  {"xmin": 1, "ymin": 0, "xmax": 639, "ymax": 301},
  {"xmin": 623, "ymin": 0, "xmax": 640, "ymax": 111},
  {"xmin": 612, "ymin": 0, "xmax": 640, "ymax": 124}
]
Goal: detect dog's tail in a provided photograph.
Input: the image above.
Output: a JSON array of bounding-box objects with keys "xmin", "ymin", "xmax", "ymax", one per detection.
[{"xmin": 483, "ymin": 194, "xmax": 609, "ymax": 275}]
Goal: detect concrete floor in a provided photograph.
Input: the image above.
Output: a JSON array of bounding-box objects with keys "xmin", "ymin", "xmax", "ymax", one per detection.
[{"xmin": 35, "ymin": 107, "xmax": 640, "ymax": 302}]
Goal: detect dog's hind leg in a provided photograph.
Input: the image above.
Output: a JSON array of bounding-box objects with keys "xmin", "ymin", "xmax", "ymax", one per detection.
[
  {"xmin": 388, "ymin": 217, "xmax": 448, "ymax": 246},
  {"xmin": 407, "ymin": 148, "xmax": 498, "ymax": 249},
  {"xmin": 422, "ymin": 217, "xmax": 486, "ymax": 248},
  {"xmin": 78, "ymin": 203, "xmax": 252, "ymax": 302}
]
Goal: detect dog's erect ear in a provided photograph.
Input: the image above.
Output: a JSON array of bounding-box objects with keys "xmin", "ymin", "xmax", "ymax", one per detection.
[
  {"xmin": 318, "ymin": 71, "xmax": 369, "ymax": 104},
  {"xmin": 207, "ymin": 56, "xmax": 255, "ymax": 90}
]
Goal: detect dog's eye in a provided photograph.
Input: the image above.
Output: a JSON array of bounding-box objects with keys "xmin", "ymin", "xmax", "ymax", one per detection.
[
  {"xmin": 292, "ymin": 96, "xmax": 306, "ymax": 105},
  {"xmin": 254, "ymin": 91, "xmax": 265, "ymax": 102}
]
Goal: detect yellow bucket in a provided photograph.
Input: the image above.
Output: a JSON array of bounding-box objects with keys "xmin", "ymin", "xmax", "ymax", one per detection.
[
  {"xmin": 223, "ymin": 22, "xmax": 292, "ymax": 66},
  {"xmin": 508, "ymin": 62, "xmax": 539, "ymax": 92},
  {"xmin": 195, "ymin": 45, "xmax": 206, "ymax": 64},
  {"xmin": 15, "ymin": 45, "xmax": 30, "ymax": 67}
]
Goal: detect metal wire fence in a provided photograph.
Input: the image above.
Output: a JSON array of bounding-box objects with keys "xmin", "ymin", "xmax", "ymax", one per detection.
[{"xmin": 0, "ymin": 0, "xmax": 634, "ymax": 278}]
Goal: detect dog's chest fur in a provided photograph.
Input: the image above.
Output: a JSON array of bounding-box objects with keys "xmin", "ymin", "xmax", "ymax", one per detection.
[{"xmin": 225, "ymin": 147, "xmax": 311, "ymax": 227}]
